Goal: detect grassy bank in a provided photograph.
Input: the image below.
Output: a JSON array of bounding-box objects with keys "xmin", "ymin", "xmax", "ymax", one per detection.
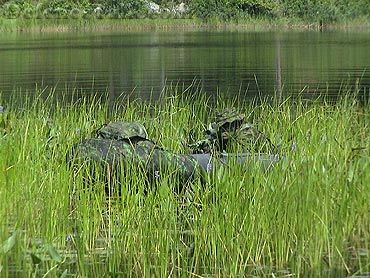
[
  {"xmin": 0, "ymin": 17, "xmax": 369, "ymax": 33},
  {"xmin": 0, "ymin": 88, "xmax": 369, "ymax": 276}
]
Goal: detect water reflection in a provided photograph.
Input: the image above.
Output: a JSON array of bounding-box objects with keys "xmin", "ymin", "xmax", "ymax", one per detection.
[
  {"xmin": 0, "ymin": 31, "xmax": 368, "ymax": 102},
  {"xmin": 275, "ymin": 33, "xmax": 282, "ymax": 103}
]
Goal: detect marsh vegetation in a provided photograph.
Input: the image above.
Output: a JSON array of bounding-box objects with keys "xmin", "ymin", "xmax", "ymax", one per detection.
[{"xmin": 0, "ymin": 86, "xmax": 369, "ymax": 276}]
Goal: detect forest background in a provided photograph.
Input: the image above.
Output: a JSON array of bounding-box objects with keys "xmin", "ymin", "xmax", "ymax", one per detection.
[{"xmin": 0, "ymin": 0, "xmax": 369, "ymax": 24}]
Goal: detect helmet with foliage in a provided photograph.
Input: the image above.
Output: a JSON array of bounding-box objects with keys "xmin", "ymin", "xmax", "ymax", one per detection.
[
  {"xmin": 205, "ymin": 108, "xmax": 246, "ymax": 142},
  {"xmin": 190, "ymin": 108, "xmax": 276, "ymax": 154},
  {"xmin": 189, "ymin": 108, "xmax": 246, "ymax": 153},
  {"xmin": 96, "ymin": 121, "xmax": 148, "ymax": 142},
  {"xmin": 213, "ymin": 108, "xmax": 245, "ymax": 132}
]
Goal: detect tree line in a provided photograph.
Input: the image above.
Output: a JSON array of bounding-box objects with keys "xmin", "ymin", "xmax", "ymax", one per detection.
[{"xmin": 0, "ymin": 0, "xmax": 369, "ymax": 22}]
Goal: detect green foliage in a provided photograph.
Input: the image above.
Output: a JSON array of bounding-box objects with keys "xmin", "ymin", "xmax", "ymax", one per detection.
[
  {"xmin": 0, "ymin": 231, "xmax": 17, "ymax": 254},
  {"xmin": 335, "ymin": 0, "xmax": 370, "ymax": 18},
  {"xmin": 0, "ymin": 0, "xmax": 35, "ymax": 18},
  {"xmin": 189, "ymin": 0, "xmax": 234, "ymax": 20},
  {"xmin": 98, "ymin": 0, "xmax": 148, "ymax": 19},
  {"xmin": 285, "ymin": 0, "xmax": 338, "ymax": 22},
  {"xmin": 281, "ymin": 0, "xmax": 369, "ymax": 22},
  {"xmin": 189, "ymin": 0, "xmax": 277, "ymax": 20},
  {"xmin": 188, "ymin": 0, "xmax": 369, "ymax": 21},
  {"xmin": 0, "ymin": 0, "xmax": 94, "ymax": 19},
  {"xmin": 235, "ymin": 0, "xmax": 278, "ymax": 16},
  {"xmin": 0, "ymin": 88, "xmax": 369, "ymax": 276},
  {"xmin": 0, "ymin": 0, "xmax": 368, "ymax": 21},
  {"xmin": 39, "ymin": 0, "xmax": 93, "ymax": 18}
]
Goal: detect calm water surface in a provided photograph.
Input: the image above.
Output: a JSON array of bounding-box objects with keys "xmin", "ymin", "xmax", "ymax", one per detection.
[{"xmin": 0, "ymin": 30, "xmax": 369, "ymax": 102}]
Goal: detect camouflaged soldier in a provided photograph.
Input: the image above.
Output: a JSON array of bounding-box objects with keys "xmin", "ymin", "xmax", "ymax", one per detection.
[
  {"xmin": 70, "ymin": 121, "xmax": 203, "ymax": 194},
  {"xmin": 189, "ymin": 108, "xmax": 275, "ymax": 154}
]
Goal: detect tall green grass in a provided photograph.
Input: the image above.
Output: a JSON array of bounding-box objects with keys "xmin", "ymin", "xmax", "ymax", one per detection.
[
  {"xmin": 0, "ymin": 17, "xmax": 369, "ymax": 33},
  {"xmin": 0, "ymin": 87, "xmax": 369, "ymax": 276}
]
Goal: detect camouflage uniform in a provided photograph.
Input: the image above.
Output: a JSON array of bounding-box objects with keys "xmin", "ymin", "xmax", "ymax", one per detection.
[
  {"xmin": 189, "ymin": 108, "xmax": 275, "ymax": 154},
  {"xmin": 70, "ymin": 122, "xmax": 203, "ymax": 194},
  {"xmin": 70, "ymin": 110, "xmax": 277, "ymax": 194}
]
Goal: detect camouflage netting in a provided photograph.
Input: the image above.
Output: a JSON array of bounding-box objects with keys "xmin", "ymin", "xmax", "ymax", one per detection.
[{"xmin": 69, "ymin": 121, "xmax": 203, "ymax": 194}]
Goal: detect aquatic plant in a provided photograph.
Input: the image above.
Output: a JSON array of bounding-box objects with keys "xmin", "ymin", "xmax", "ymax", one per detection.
[{"xmin": 0, "ymin": 86, "xmax": 369, "ymax": 276}]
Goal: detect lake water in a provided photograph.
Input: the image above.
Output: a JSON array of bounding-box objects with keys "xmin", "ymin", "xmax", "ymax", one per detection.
[{"xmin": 0, "ymin": 30, "xmax": 369, "ymax": 102}]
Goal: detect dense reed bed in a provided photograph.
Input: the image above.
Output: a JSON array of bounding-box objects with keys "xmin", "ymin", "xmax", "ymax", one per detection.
[
  {"xmin": 1, "ymin": 18, "xmax": 369, "ymax": 33},
  {"xmin": 0, "ymin": 88, "xmax": 369, "ymax": 276}
]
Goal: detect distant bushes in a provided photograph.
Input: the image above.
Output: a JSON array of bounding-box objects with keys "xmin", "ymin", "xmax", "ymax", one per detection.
[
  {"xmin": 0, "ymin": 0, "xmax": 148, "ymax": 19},
  {"xmin": 282, "ymin": 0, "xmax": 370, "ymax": 22},
  {"xmin": 40, "ymin": 0, "xmax": 93, "ymax": 18},
  {"xmin": 102, "ymin": 0, "xmax": 149, "ymax": 19},
  {"xmin": 0, "ymin": 0, "xmax": 185, "ymax": 19},
  {"xmin": 0, "ymin": 0, "xmax": 94, "ymax": 19},
  {"xmin": 0, "ymin": 0, "xmax": 368, "ymax": 21},
  {"xmin": 189, "ymin": 0, "xmax": 369, "ymax": 21},
  {"xmin": 189, "ymin": 0, "xmax": 278, "ymax": 20}
]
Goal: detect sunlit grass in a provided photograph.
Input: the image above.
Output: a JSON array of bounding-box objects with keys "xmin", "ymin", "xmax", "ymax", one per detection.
[
  {"xmin": 0, "ymin": 17, "xmax": 369, "ymax": 33},
  {"xmin": 0, "ymin": 86, "xmax": 369, "ymax": 276}
]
